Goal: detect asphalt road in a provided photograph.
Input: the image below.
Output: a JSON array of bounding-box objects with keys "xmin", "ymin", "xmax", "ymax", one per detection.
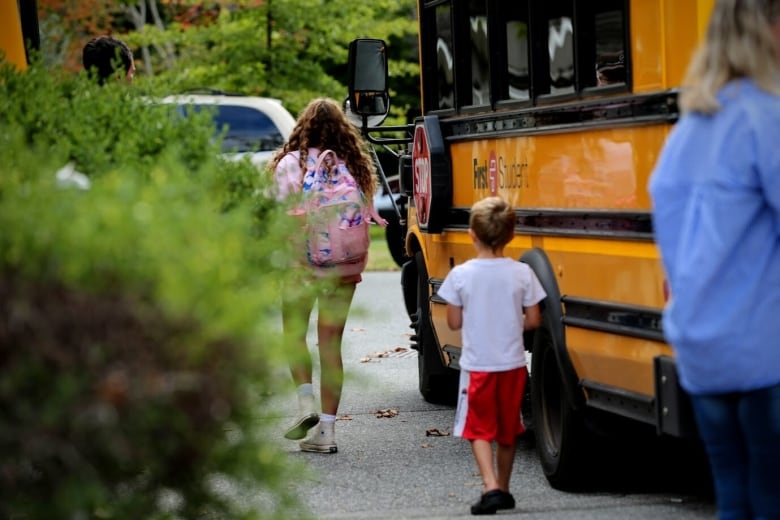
[{"xmin": 264, "ymin": 271, "xmax": 716, "ymax": 519}]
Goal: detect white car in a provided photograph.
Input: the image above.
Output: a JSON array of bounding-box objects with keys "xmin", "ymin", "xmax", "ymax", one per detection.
[{"xmin": 160, "ymin": 91, "xmax": 296, "ymax": 168}]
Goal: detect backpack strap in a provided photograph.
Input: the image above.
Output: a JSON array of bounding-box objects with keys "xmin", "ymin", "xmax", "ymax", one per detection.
[
  {"xmin": 313, "ymin": 149, "xmax": 338, "ymax": 177},
  {"xmin": 310, "ymin": 149, "xmax": 388, "ymax": 228}
]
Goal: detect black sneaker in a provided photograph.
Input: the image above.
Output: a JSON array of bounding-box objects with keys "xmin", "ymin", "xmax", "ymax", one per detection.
[
  {"xmin": 470, "ymin": 489, "xmax": 504, "ymax": 515},
  {"xmin": 496, "ymin": 490, "xmax": 515, "ymax": 510}
]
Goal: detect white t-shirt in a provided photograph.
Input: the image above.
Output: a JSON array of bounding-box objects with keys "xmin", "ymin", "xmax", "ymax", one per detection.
[{"xmin": 436, "ymin": 257, "xmax": 546, "ymax": 372}]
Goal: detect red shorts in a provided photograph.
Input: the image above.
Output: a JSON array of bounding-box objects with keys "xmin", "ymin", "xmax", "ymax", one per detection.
[{"xmin": 454, "ymin": 367, "xmax": 527, "ymax": 445}]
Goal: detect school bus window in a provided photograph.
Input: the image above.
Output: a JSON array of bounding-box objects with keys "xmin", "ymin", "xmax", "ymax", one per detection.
[
  {"xmin": 435, "ymin": 3, "xmax": 455, "ymax": 110},
  {"xmin": 468, "ymin": 0, "xmax": 490, "ymax": 107},
  {"xmin": 504, "ymin": 1, "xmax": 530, "ymax": 102},
  {"xmin": 546, "ymin": 1, "xmax": 575, "ymax": 96},
  {"xmin": 593, "ymin": 3, "xmax": 627, "ymax": 87}
]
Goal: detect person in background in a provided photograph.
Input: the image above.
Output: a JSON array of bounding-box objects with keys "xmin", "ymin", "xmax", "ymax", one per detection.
[
  {"xmin": 648, "ymin": 0, "xmax": 780, "ymax": 518},
  {"xmin": 269, "ymin": 98, "xmax": 386, "ymax": 454},
  {"xmin": 436, "ymin": 196, "xmax": 545, "ymax": 515},
  {"xmin": 82, "ymin": 35, "xmax": 135, "ymax": 85}
]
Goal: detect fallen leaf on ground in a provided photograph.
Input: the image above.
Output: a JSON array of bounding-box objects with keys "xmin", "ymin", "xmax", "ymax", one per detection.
[
  {"xmin": 337, "ymin": 414, "xmax": 352, "ymax": 421},
  {"xmin": 421, "ymin": 443, "xmax": 433, "ymax": 448},
  {"xmin": 359, "ymin": 346, "xmax": 410, "ymax": 362},
  {"xmin": 425, "ymin": 428, "xmax": 450, "ymax": 437},
  {"xmin": 374, "ymin": 408, "xmax": 399, "ymax": 418}
]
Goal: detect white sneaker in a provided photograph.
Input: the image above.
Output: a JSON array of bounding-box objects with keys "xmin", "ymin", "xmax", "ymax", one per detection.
[
  {"xmin": 299, "ymin": 421, "xmax": 337, "ymax": 453},
  {"xmin": 284, "ymin": 393, "xmax": 319, "ymax": 440}
]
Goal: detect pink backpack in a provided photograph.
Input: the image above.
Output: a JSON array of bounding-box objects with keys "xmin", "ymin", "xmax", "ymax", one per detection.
[{"xmin": 301, "ymin": 149, "xmax": 384, "ymax": 276}]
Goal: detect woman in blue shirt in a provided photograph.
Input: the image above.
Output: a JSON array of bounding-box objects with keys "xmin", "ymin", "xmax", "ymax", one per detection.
[{"xmin": 649, "ymin": 1, "xmax": 780, "ymax": 518}]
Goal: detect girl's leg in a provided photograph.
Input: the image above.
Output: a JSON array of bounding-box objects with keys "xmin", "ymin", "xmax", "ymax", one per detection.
[
  {"xmin": 316, "ymin": 281, "xmax": 356, "ymax": 416},
  {"xmin": 282, "ymin": 282, "xmax": 319, "ymax": 440},
  {"xmin": 299, "ymin": 281, "xmax": 355, "ymax": 453},
  {"xmin": 740, "ymin": 382, "xmax": 780, "ymax": 518},
  {"xmin": 690, "ymin": 393, "xmax": 749, "ymax": 519},
  {"xmin": 282, "ymin": 283, "xmax": 317, "ymax": 387}
]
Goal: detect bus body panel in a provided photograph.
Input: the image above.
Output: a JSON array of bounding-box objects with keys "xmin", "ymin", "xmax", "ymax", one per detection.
[
  {"xmin": 630, "ymin": 0, "xmax": 713, "ymax": 92},
  {"xmin": 448, "ymin": 126, "xmax": 671, "ymax": 210}
]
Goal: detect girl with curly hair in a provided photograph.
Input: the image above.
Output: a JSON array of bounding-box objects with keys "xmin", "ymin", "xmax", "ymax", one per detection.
[{"xmin": 270, "ymin": 97, "xmax": 385, "ymax": 453}]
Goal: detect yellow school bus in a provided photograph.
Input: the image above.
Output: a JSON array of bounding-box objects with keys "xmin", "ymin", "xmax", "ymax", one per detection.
[{"xmin": 348, "ymin": 0, "xmax": 714, "ymax": 490}]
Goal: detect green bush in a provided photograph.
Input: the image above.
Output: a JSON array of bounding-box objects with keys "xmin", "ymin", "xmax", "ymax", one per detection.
[{"xmin": 0, "ymin": 59, "xmax": 308, "ymax": 519}]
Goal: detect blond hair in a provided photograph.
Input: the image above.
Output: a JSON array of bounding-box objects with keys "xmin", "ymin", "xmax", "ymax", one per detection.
[
  {"xmin": 269, "ymin": 98, "xmax": 378, "ymax": 197},
  {"xmin": 681, "ymin": 0, "xmax": 780, "ymax": 114},
  {"xmin": 469, "ymin": 197, "xmax": 515, "ymax": 251}
]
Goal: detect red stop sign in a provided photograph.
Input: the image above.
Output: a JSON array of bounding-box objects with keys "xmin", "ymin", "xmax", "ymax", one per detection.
[{"xmin": 412, "ymin": 125, "xmax": 432, "ymax": 227}]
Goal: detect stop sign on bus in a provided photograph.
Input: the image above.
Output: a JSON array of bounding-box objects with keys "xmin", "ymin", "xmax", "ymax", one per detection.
[{"xmin": 412, "ymin": 125, "xmax": 431, "ymax": 227}]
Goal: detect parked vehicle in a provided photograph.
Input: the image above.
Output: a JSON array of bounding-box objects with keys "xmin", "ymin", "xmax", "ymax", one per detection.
[{"xmin": 160, "ymin": 91, "xmax": 296, "ymax": 168}]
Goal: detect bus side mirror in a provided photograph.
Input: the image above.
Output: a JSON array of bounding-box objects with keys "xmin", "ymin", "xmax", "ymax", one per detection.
[{"xmin": 345, "ymin": 38, "xmax": 390, "ymax": 127}]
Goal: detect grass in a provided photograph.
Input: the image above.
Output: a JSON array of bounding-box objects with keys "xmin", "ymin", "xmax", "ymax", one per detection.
[{"xmin": 366, "ymin": 225, "xmax": 400, "ymax": 272}]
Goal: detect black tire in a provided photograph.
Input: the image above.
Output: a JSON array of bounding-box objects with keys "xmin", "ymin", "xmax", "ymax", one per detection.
[
  {"xmin": 385, "ymin": 217, "xmax": 410, "ymax": 268},
  {"xmin": 413, "ymin": 251, "xmax": 458, "ymax": 405},
  {"xmin": 531, "ymin": 325, "xmax": 587, "ymax": 490}
]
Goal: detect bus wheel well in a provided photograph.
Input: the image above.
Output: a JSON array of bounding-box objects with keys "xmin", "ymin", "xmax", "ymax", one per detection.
[
  {"xmin": 406, "ymin": 247, "xmax": 458, "ymax": 405},
  {"xmin": 519, "ymin": 247, "xmax": 583, "ymax": 411}
]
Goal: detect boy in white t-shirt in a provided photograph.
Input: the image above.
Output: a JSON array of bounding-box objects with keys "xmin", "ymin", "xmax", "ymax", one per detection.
[{"xmin": 436, "ymin": 196, "xmax": 546, "ymax": 515}]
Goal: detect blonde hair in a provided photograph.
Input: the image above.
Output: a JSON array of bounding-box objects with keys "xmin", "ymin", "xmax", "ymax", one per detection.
[
  {"xmin": 681, "ymin": 0, "xmax": 780, "ymax": 114},
  {"xmin": 269, "ymin": 98, "xmax": 378, "ymax": 197},
  {"xmin": 469, "ymin": 197, "xmax": 515, "ymax": 251}
]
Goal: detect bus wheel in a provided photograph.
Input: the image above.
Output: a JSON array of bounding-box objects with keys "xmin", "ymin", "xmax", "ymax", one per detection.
[
  {"xmin": 413, "ymin": 251, "xmax": 458, "ymax": 405},
  {"xmin": 531, "ymin": 326, "xmax": 586, "ymax": 490},
  {"xmin": 385, "ymin": 217, "xmax": 410, "ymax": 268}
]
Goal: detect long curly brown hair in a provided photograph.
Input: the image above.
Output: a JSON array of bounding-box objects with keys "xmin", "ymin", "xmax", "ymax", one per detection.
[{"xmin": 269, "ymin": 98, "xmax": 378, "ymax": 198}]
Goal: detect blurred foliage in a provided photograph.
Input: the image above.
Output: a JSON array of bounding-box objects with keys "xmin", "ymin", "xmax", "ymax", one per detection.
[
  {"xmin": 36, "ymin": 0, "xmax": 420, "ymax": 124},
  {"xmin": 0, "ymin": 58, "xmax": 312, "ymax": 519}
]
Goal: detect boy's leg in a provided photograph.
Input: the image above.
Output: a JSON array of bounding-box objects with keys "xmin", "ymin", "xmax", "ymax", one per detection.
[
  {"xmin": 495, "ymin": 367, "xmax": 527, "ymax": 491},
  {"xmin": 471, "ymin": 439, "xmax": 499, "ymax": 492},
  {"xmin": 461, "ymin": 370, "xmax": 516, "ymax": 514},
  {"xmin": 496, "ymin": 442, "xmax": 517, "ymax": 491},
  {"xmin": 470, "ymin": 440, "xmax": 511, "ymax": 515}
]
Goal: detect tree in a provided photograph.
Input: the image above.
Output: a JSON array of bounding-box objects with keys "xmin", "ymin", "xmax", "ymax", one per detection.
[
  {"xmin": 122, "ymin": 0, "xmax": 177, "ymax": 75},
  {"xmin": 37, "ymin": 0, "xmax": 119, "ymax": 71},
  {"xmin": 128, "ymin": 0, "xmax": 418, "ymax": 119},
  {"xmin": 36, "ymin": 0, "xmax": 420, "ymax": 124}
]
